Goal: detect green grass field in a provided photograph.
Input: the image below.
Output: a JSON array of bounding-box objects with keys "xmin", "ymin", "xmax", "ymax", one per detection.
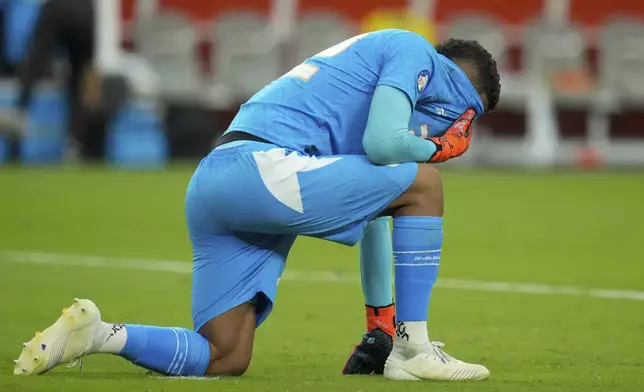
[{"xmin": 1, "ymin": 166, "xmax": 643, "ymax": 392}]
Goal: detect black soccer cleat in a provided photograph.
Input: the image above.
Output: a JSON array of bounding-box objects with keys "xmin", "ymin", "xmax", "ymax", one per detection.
[{"xmin": 342, "ymin": 328, "xmax": 393, "ymax": 375}]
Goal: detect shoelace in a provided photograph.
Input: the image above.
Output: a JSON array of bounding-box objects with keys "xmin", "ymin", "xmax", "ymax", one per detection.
[
  {"xmin": 430, "ymin": 341, "xmax": 456, "ymax": 363},
  {"xmin": 66, "ymin": 358, "xmax": 84, "ymax": 372},
  {"xmin": 66, "ymin": 330, "xmax": 97, "ymax": 372}
]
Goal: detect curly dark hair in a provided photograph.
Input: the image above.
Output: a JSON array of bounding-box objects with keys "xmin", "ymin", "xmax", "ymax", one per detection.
[{"xmin": 435, "ymin": 38, "xmax": 501, "ymax": 112}]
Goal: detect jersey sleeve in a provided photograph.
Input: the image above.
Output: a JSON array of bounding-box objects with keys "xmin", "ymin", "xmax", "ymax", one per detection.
[
  {"xmin": 362, "ymin": 85, "xmax": 437, "ymax": 165},
  {"xmin": 377, "ymin": 31, "xmax": 439, "ymax": 106}
]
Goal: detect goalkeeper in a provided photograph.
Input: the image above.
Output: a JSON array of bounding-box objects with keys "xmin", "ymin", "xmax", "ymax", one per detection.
[{"xmin": 14, "ymin": 30, "xmax": 500, "ymax": 382}]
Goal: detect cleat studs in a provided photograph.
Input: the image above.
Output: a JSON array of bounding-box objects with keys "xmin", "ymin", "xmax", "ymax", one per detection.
[
  {"xmin": 63, "ymin": 308, "xmax": 68, "ymax": 314},
  {"xmin": 33, "ymin": 356, "xmax": 39, "ymax": 361},
  {"xmin": 22, "ymin": 368, "xmax": 27, "ymax": 373},
  {"xmin": 80, "ymin": 307, "xmax": 86, "ymax": 313},
  {"xmin": 73, "ymin": 298, "xmax": 79, "ymax": 304},
  {"xmin": 13, "ymin": 360, "xmax": 18, "ymax": 364},
  {"xmin": 22, "ymin": 343, "xmax": 27, "ymax": 347}
]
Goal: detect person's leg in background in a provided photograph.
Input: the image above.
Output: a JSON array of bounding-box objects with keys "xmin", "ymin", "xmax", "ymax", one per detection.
[
  {"xmin": 0, "ymin": 1, "xmax": 19, "ymax": 159},
  {"xmin": 0, "ymin": 2, "xmax": 14, "ymax": 77},
  {"xmin": 0, "ymin": 0, "xmax": 61, "ymax": 133},
  {"xmin": 1, "ymin": 0, "xmax": 98, "ymax": 160},
  {"xmin": 65, "ymin": 54, "xmax": 92, "ymax": 159},
  {"xmin": 62, "ymin": 2, "xmax": 96, "ymax": 159},
  {"xmin": 57, "ymin": 0, "xmax": 125, "ymax": 160}
]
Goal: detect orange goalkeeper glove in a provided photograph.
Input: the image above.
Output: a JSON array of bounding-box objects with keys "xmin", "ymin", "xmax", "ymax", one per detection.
[{"xmin": 428, "ymin": 109, "xmax": 476, "ymax": 163}]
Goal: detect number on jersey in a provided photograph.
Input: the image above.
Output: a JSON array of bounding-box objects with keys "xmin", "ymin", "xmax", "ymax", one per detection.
[{"xmin": 281, "ymin": 33, "xmax": 370, "ymax": 82}]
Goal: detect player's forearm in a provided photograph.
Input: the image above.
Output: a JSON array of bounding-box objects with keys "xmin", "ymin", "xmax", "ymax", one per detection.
[
  {"xmin": 389, "ymin": 128, "xmax": 437, "ymax": 164},
  {"xmin": 364, "ymin": 128, "xmax": 436, "ymax": 165},
  {"xmin": 363, "ymin": 85, "xmax": 436, "ymax": 165}
]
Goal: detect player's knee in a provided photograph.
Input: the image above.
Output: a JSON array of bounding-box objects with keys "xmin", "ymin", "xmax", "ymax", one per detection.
[
  {"xmin": 396, "ymin": 164, "xmax": 444, "ymax": 216},
  {"xmin": 226, "ymin": 354, "xmax": 252, "ymax": 377},
  {"xmin": 204, "ymin": 344, "xmax": 252, "ymax": 377},
  {"xmin": 205, "ymin": 365, "xmax": 249, "ymax": 377},
  {"xmin": 205, "ymin": 357, "xmax": 251, "ymax": 377},
  {"xmin": 198, "ymin": 302, "xmax": 256, "ymax": 377}
]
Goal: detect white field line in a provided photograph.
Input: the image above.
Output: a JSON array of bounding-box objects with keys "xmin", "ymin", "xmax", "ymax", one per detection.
[{"xmin": 2, "ymin": 251, "xmax": 644, "ymax": 302}]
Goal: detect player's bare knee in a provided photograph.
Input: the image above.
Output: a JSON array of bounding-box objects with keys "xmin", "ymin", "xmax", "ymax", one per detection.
[
  {"xmin": 198, "ymin": 302, "xmax": 256, "ymax": 377},
  {"xmin": 205, "ymin": 365, "xmax": 247, "ymax": 377},
  {"xmin": 205, "ymin": 345, "xmax": 252, "ymax": 377},
  {"xmin": 224, "ymin": 353, "xmax": 252, "ymax": 377},
  {"xmin": 395, "ymin": 164, "xmax": 444, "ymax": 216},
  {"xmin": 205, "ymin": 357, "xmax": 250, "ymax": 377}
]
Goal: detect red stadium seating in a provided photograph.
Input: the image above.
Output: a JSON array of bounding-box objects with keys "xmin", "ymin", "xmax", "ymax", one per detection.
[
  {"xmin": 123, "ymin": 0, "xmax": 644, "ymax": 28},
  {"xmin": 570, "ymin": 0, "xmax": 644, "ymax": 25},
  {"xmin": 158, "ymin": 0, "xmax": 271, "ymax": 20},
  {"xmin": 122, "ymin": 0, "xmax": 135, "ymax": 20},
  {"xmin": 434, "ymin": 0, "xmax": 543, "ymax": 24},
  {"xmin": 118, "ymin": 0, "xmax": 644, "ymax": 146},
  {"xmin": 297, "ymin": 0, "xmax": 407, "ymax": 20}
]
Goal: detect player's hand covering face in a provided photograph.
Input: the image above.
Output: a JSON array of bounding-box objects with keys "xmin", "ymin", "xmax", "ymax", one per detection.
[
  {"xmin": 424, "ymin": 109, "xmax": 475, "ymax": 163},
  {"xmin": 408, "ymin": 101, "xmax": 474, "ymax": 137}
]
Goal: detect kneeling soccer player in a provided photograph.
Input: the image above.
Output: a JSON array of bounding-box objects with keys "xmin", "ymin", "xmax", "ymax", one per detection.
[
  {"xmin": 342, "ymin": 38, "xmax": 501, "ymax": 377},
  {"xmin": 14, "ymin": 30, "xmax": 500, "ymax": 381}
]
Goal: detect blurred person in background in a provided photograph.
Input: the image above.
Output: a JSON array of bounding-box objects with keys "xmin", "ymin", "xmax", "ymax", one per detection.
[
  {"xmin": 0, "ymin": 0, "xmax": 108, "ymax": 159},
  {"xmin": 0, "ymin": 0, "xmax": 12, "ymax": 76}
]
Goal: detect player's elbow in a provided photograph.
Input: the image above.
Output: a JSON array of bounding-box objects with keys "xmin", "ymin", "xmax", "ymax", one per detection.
[
  {"xmin": 363, "ymin": 137, "xmax": 397, "ymax": 166},
  {"xmin": 365, "ymin": 148, "xmax": 395, "ymax": 166}
]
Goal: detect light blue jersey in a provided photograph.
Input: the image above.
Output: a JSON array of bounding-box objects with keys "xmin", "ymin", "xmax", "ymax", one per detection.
[
  {"xmin": 228, "ymin": 29, "xmax": 484, "ymax": 156},
  {"xmin": 189, "ymin": 29, "xmax": 486, "ymax": 330}
]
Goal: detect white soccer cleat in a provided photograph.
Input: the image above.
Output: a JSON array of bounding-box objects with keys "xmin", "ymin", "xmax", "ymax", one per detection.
[
  {"xmin": 384, "ymin": 341, "xmax": 490, "ymax": 381},
  {"xmin": 13, "ymin": 299, "xmax": 102, "ymax": 375}
]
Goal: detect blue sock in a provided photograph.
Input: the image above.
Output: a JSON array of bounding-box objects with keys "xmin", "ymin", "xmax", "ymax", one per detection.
[
  {"xmin": 393, "ymin": 216, "xmax": 443, "ymax": 322},
  {"xmin": 360, "ymin": 217, "xmax": 393, "ymax": 307},
  {"xmin": 120, "ymin": 325, "xmax": 211, "ymax": 376}
]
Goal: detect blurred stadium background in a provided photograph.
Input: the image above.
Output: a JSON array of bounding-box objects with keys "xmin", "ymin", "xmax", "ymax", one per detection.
[
  {"xmin": 1, "ymin": 1, "xmax": 643, "ymax": 391},
  {"xmin": 0, "ymin": 0, "xmax": 643, "ymax": 166}
]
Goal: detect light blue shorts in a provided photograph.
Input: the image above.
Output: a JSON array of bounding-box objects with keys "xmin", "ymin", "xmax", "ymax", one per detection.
[{"xmin": 186, "ymin": 142, "xmax": 417, "ymax": 331}]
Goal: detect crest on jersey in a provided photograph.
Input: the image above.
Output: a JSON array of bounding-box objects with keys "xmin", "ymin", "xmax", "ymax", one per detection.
[{"xmin": 417, "ymin": 70, "xmax": 429, "ymax": 93}]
